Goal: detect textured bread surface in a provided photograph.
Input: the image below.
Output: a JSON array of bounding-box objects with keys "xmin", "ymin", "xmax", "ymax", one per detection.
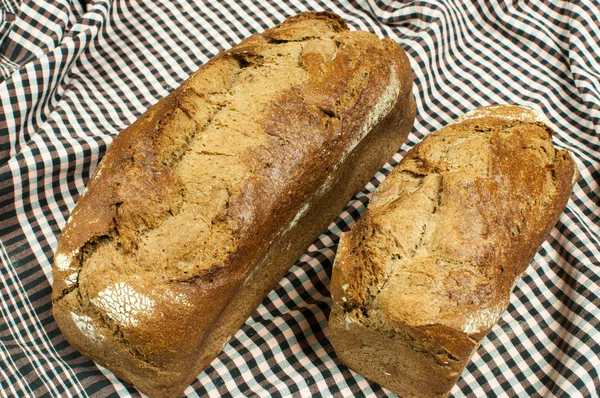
[
  {"xmin": 329, "ymin": 105, "xmax": 577, "ymax": 398},
  {"xmin": 51, "ymin": 11, "xmax": 415, "ymax": 397}
]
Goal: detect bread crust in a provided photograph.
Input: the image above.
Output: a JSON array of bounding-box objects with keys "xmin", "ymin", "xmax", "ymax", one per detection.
[
  {"xmin": 51, "ymin": 11, "xmax": 415, "ymax": 397},
  {"xmin": 329, "ymin": 105, "xmax": 578, "ymax": 397}
]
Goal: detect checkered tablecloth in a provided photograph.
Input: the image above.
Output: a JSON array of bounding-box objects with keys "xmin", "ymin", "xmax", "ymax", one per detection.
[{"xmin": 1, "ymin": 0, "xmax": 599, "ymax": 397}]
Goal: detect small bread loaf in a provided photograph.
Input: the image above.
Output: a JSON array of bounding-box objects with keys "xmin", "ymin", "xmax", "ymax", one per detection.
[
  {"xmin": 51, "ymin": 11, "xmax": 415, "ymax": 397},
  {"xmin": 329, "ymin": 105, "xmax": 577, "ymax": 397}
]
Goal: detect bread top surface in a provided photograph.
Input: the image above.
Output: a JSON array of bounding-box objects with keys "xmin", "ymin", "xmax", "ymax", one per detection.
[
  {"xmin": 331, "ymin": 105, "xmax": 577, "ymax": 346},
  {"xmin": 52, "ymin": 11, "xmax": 413, "ymax": 370}
]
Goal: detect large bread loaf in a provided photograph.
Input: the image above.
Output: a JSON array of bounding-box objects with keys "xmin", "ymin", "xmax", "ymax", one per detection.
[
  {"xmin": 51, "ymin": 11, "xmax": 415, "ymax": 397},
  {"xmin": 329, "ymin": 105, "xmax": 577, "ymax": 397}
]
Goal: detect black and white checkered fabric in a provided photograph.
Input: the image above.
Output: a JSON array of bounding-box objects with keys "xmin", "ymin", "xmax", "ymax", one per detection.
[{"xmin": 1, "ymin": 0, "xmax": 599, "ymax": 396}]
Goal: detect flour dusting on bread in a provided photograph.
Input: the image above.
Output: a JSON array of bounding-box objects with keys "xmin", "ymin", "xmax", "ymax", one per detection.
[
  {"xmin": 352, "ymin": 63, "xmax": 400, "ymax": 157},
  {"xmin": 71, "ymin": 313, "xmax": 104, "ymax": 342},
  {"xmin": 91, "ymin": 283, "xmax": 155, "ymax": 327},
  {"xmin": 450, "ymin": 104, "xmax": 560, "ymax": 132},
  {"xmin": 55, "ymin": 249, "xmax": 78, "ymax": 271},
  {"xmin": 462, "ymin": 305, "xmax": 505, "ymax": 334}
]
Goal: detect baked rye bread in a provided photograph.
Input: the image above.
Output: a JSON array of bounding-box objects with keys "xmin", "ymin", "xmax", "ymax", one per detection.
[
  {"xmin": 51, "ymin": 11, "xmax": 415, "ymax": 397},
  {"xmin": 329, "ymin": 105, "xmax": 577, "ymax": 397}
]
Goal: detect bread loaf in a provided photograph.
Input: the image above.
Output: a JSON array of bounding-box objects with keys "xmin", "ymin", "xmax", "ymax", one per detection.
[
  {"xmin": 329, "ymin": 105, "xmax": 577, "ymax": 397},
  {"xmin": 51, "ymin": 11, "xmax": 415, "ymax": 397}
]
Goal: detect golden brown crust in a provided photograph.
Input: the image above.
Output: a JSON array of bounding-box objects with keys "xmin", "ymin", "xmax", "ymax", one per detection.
[
  {"xmin": 329, "ymin": 105, "xmax": 578, "ymax": 397},
  {"xmin": 51, "ymin": 11, "xmax": 415, "ymax": 397}
]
